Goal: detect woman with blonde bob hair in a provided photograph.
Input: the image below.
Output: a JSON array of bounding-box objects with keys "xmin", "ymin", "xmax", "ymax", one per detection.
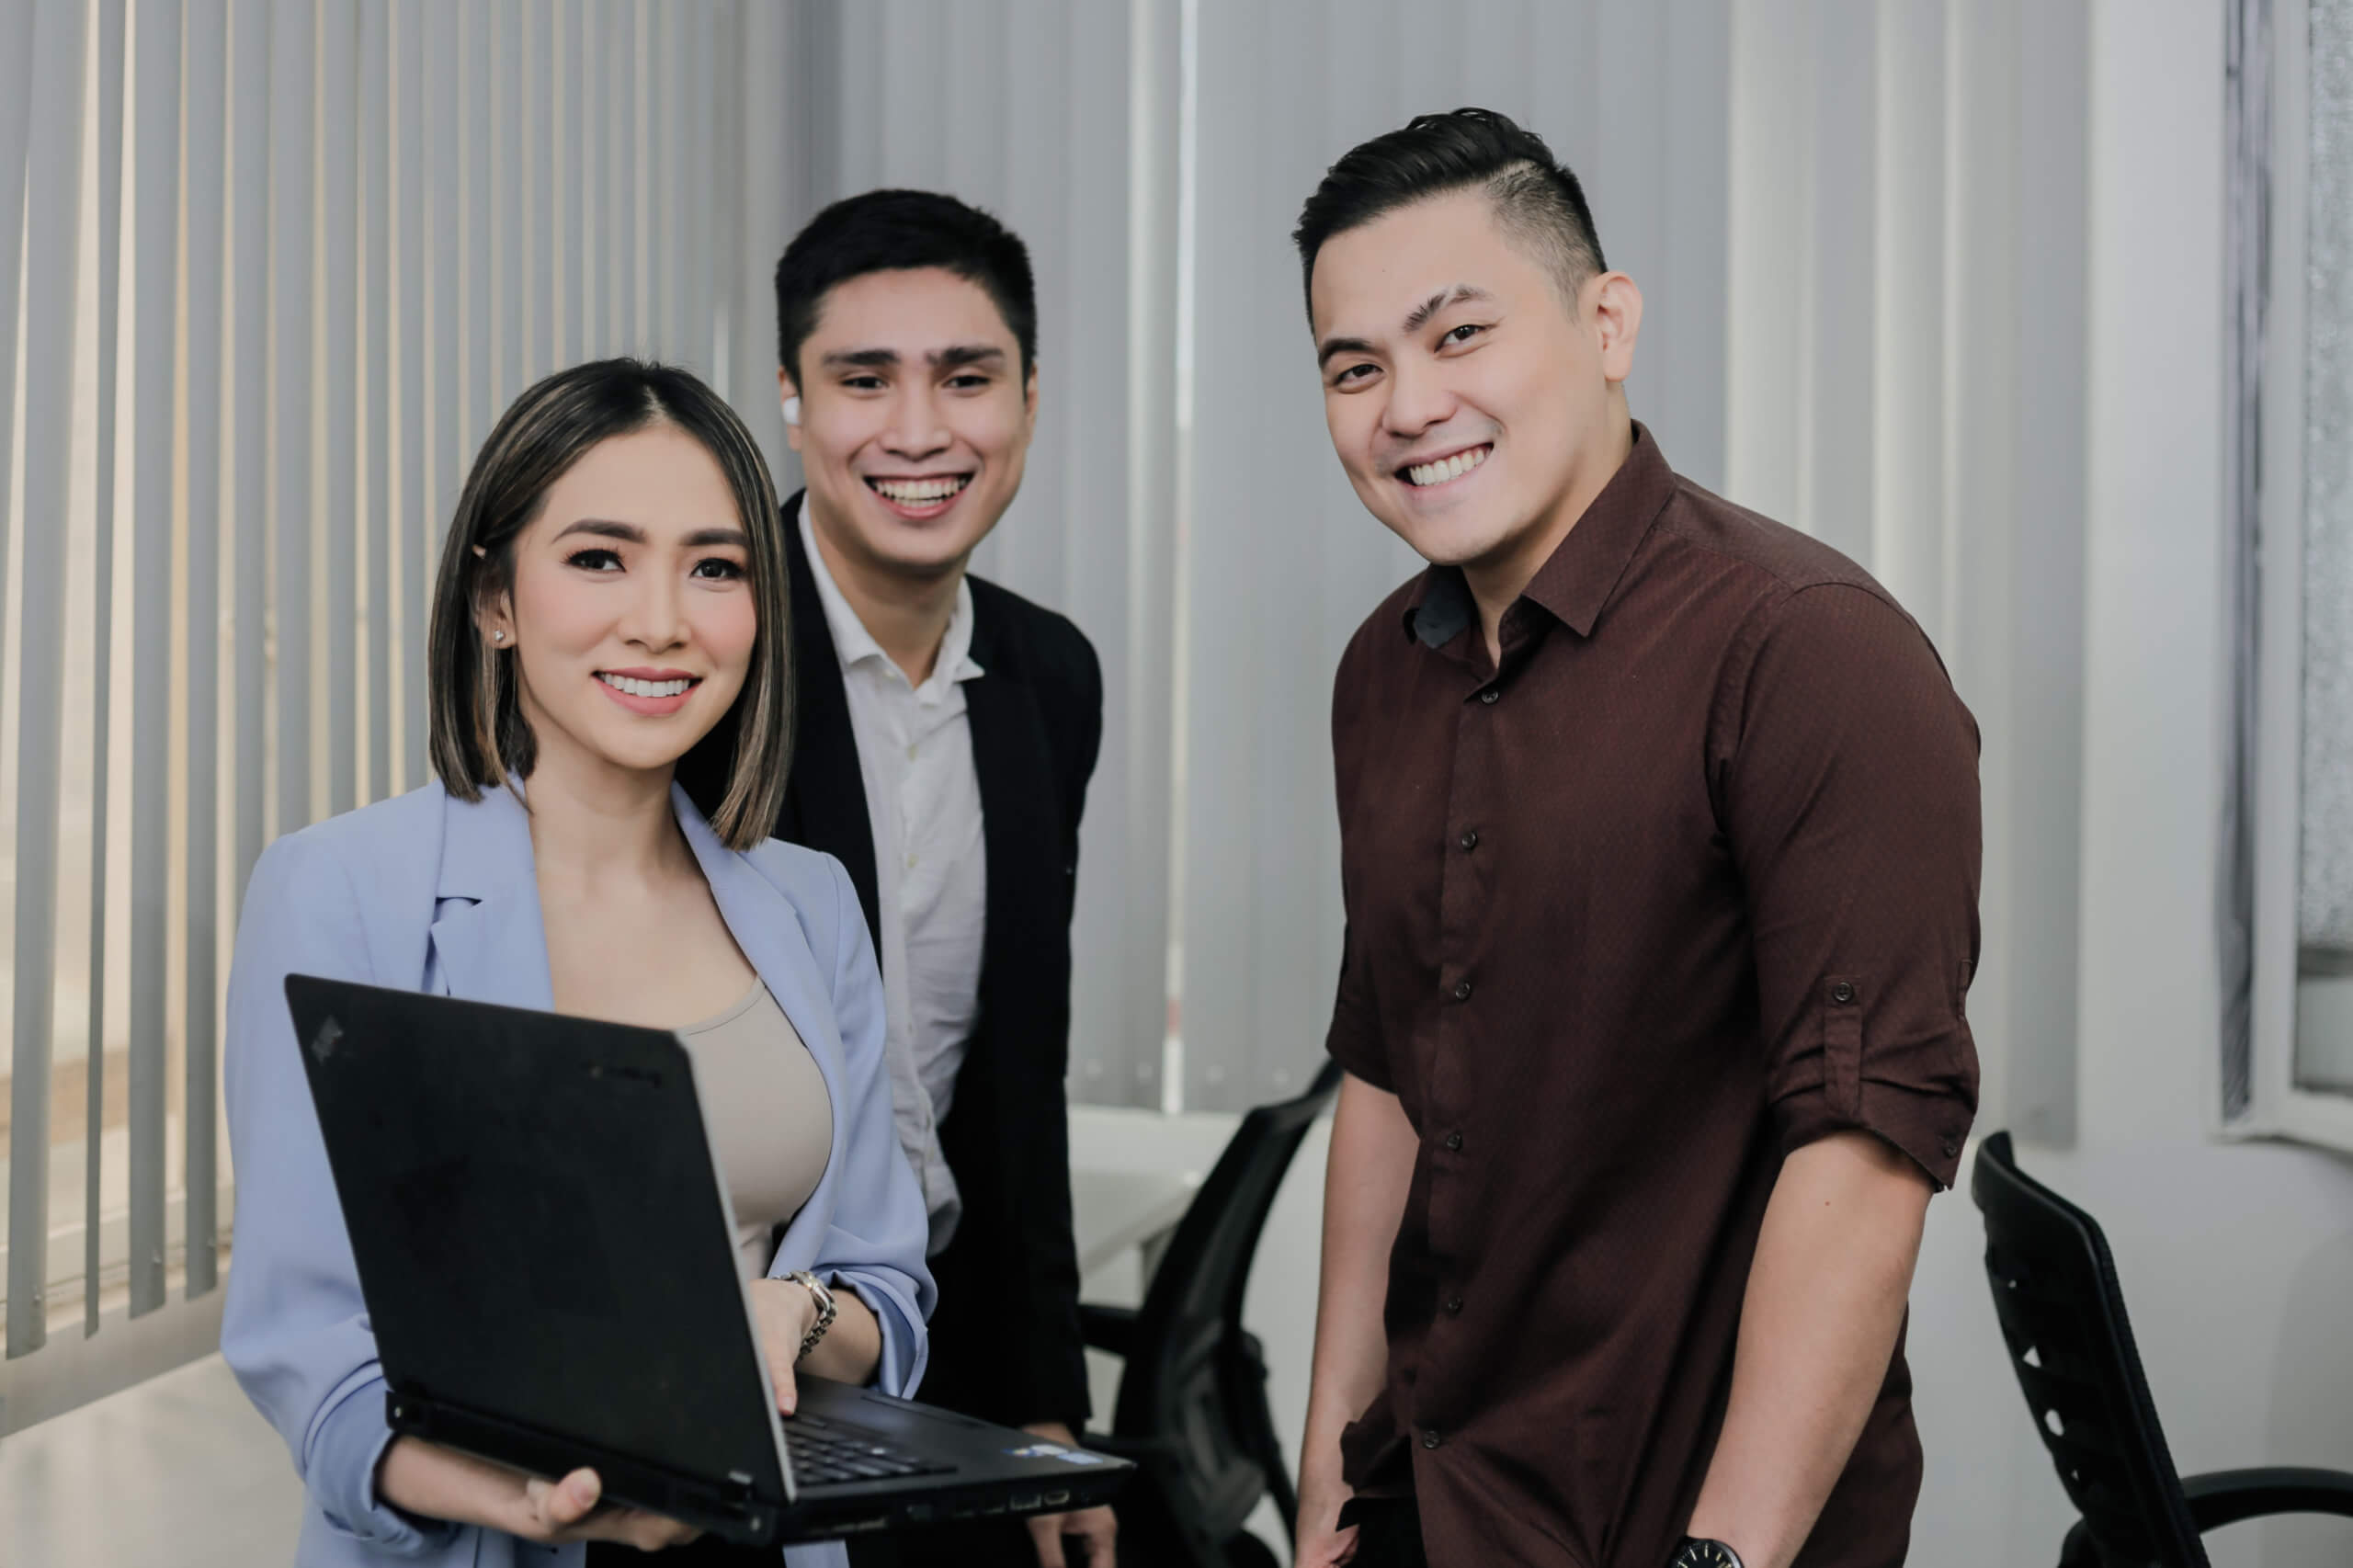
[{"xmin": 222, "ymin": 359, "xmax": 932, "ymax": 1567}]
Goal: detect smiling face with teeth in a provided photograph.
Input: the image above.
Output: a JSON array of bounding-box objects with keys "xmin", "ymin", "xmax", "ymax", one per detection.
[
  {"xmin": 480, "ymin": 425, "xmax": 759, "ymax": 784},
  {"xmin": 782, "ymin": 266, "xmax": 1038, "ymax": 588},
  {"xmin": 1310, "ymin": 186, "xmax": 1643, "ymax": 624}
]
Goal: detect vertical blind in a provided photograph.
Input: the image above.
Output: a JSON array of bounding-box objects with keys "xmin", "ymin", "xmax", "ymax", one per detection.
[
  {"xmin": 0, "ymin": 0, "xmax": 789, "ymax": 1366},
  {"xmin": 1725, "ymin": 0, "xmax": 2092, "ymax": 1145},
  {"xmin": 777, "ymin": 1, "xmax": 1743, "ymax": 1113},
  {"xmin": 1177, "ymin": 0, "xmax": 1734, "ymax": 1109},
  {"xmin": 0, "ymin": 0, "xmax": 2102, "ymax": 1398},
  {"xmin": 784, "ymin": 0, "xmax": 1179, "ymax": 1111}
]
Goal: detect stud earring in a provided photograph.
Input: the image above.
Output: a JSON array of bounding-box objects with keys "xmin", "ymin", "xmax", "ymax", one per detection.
[{"xmin": 492, "ymin": 630, "xmax": 506, "ymax": 643}]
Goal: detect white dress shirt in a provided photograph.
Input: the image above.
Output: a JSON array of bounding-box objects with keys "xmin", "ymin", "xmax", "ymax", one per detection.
[{"xmin": 799, "ymin": 511, "xmax": 985, "ymax": 1254}]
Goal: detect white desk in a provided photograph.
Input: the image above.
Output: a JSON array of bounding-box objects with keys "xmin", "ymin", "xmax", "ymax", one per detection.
[{"xmin": 1073, "ymin": 1165, "xmax": 1202, "ymax": 1279}]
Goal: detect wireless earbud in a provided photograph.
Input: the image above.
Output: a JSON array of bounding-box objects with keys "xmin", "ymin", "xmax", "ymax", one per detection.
[{"xmin": 782, "ymin": 395, "xmax": 801, "ymax": 427}]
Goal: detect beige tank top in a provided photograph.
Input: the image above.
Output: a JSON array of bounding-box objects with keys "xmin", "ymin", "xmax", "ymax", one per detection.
[{"xmin": 675, "ymin": 981, "xmax": 834, "ymax": 1278}]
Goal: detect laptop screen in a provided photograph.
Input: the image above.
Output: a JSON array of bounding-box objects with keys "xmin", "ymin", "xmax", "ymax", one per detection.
[{"xmin": 289, "ymin": 976, "xmax": 787, "ymax": 1494}]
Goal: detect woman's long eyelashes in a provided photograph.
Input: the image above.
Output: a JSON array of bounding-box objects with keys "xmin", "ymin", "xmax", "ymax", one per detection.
[
  {"xmin": 690, "ymin": 557, "xmax": 746, "ymax": 581},
  {"xmin": 566, "ymin": 547, "xmax": 623, "ymax": 572}
]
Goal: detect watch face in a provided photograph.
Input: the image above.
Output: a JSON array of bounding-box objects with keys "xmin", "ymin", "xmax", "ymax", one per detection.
[{"xmin": 1674, "ymin": 1541, "xmax": 1743, "ymax": 1568}]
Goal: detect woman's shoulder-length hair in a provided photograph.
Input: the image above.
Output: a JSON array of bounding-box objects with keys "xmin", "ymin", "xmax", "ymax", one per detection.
[{"xmin": 424, "ymin": 358, "xmax": 792, "ymax": 851}]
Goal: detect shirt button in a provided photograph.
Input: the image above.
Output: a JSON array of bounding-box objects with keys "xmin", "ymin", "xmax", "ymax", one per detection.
[
  {"xmin": 1421, "ymin": 1431, "xmax": 1443, "ymax": 1450},
  {"xmin": 1445, "ymin": 1296, "xmax": 1464, "ymax": 1315},
  {"xmin": 1479, "ymin": 687, "xmax": 1500, "ymax": 705},
  {"xmin": 1831, "ymin": 980, "xmax": 1857, "ymax": 1004},
  {"xmin": 1458, "ymin": 829, "xmax": 1478, "ymax": 851},
  {"xmin": 1443, "ymin": 1131, "xmax": 1463, "ymax": 1153},
  {"xmin": 905, "ymin": 744, "xmax": 918, "ymax": 760},
  {"xmin": 1942, "ymin": 1138, "xmax": 1961, "ymax": 1159},
  {"xmin": 1450, "ymin": 979, "xmax": 1473, "ymax": 1003}
]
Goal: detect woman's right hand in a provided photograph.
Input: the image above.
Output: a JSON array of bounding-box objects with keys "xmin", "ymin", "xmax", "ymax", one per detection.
[
  {"xmin": 513, "ymin": 1465, "xmax": 703, "ymax": 1551},
  {"xmin": 377, "ymin": 1435, "xmax": 702, "ymax": 1551}
]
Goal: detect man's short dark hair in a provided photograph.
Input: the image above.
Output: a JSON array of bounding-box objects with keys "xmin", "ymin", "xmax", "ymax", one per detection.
[
  {"xmin": 1291, "ymin": 108, "xmax": 1607, "ymax": 323},
  {"xmin": 775, "ymin": 189, "xmax": 1038, "ymax": 383}
]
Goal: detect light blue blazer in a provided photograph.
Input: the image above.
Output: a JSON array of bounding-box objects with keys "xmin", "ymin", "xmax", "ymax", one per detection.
[{"xmin": 221, "ymin": 780, "xmax": 936, "ymax": 1568}]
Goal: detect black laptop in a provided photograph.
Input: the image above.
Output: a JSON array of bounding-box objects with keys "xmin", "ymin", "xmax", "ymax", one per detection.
[{"xmin": 283, "ymin": 973, "xmax": 1131, "ymax": 1546}]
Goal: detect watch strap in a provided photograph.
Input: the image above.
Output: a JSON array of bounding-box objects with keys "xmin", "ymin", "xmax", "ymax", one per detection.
[{"xmin": 783, "ymin": 1269, "xmax": 837, "ymax": 1359}]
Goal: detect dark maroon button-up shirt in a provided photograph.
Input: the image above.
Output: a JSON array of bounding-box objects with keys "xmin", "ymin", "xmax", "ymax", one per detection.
[{"xmin": 1325, "ymin": 426, "xmax": 1980, "ymax": 1568}]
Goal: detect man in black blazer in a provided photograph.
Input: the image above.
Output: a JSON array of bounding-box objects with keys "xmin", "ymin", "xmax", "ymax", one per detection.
[{"xmin": 770, "ymin": 190, "xmax": 1110, "ymax": 1568}]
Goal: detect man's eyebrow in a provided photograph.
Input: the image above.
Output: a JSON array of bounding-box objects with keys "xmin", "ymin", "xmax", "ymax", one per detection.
[
  {"xmin": 1316, "ymin": 335, "xmax": 1377, "ymax": 369},
  {"xmin": 1403, "ymin": 284, "xmax": 1493, "ymax": 335},
  {"xmin": 817, "ymin": 345, "xmax": 1010, "ymax": 371},
  {"xmin": 1315, "ymin": 286, "xmax": 1495, "ymax": 369}
]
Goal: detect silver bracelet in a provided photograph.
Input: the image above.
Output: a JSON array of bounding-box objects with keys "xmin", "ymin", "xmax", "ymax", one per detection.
[{"xmin": 783, "ymin": 1270, "xmax": 837, "ymax": 1360}]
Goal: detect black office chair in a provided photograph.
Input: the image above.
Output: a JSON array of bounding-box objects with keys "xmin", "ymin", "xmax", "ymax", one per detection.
[
  {"xmin": 1077, "ymin": 1059, "xmax": 1343, "ymax": 1568},
  {"xmin": 1970, "ymin": 1131, "xmax": 2353, "ymax": 1566}
]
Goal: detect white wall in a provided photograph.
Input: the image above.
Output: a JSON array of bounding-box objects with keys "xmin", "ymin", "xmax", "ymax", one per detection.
[{"xmin": 1875, "ymin": 5, "xmax": 2353, "ymax": 1565}]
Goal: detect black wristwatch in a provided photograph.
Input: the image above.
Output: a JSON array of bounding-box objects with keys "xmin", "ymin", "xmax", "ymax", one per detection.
[{"xmin": 1669, "ymin": 1539, "xmax": 1745, "ymax": 1568}]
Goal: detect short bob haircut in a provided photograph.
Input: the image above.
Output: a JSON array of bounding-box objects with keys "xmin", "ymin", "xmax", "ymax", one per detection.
[{"xmin": 426, "ymin": 358, "xmax": 791, "ymax": 851}]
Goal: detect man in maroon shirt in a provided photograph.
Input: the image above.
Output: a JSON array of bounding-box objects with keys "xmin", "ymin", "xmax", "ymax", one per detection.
[{"xmin": 1290, "ymin": 110, "xmax": 1981, "ymax": 1568}]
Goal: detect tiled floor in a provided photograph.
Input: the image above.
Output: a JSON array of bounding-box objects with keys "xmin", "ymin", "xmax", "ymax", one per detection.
[{"xmin": 0, "ymin": 1351, "xmax": 302, "ymax": 1565}]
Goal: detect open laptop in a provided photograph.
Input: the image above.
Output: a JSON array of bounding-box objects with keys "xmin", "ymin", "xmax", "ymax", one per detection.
[{"xmin": 283, "ymin": 973, "xmax": 1131, "ymax": 1546}]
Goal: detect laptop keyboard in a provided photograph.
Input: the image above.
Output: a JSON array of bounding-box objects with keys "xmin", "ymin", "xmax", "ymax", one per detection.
[{"xmin": 782, "ymin": 1413, "xmax": 954, "ymax": 1487}]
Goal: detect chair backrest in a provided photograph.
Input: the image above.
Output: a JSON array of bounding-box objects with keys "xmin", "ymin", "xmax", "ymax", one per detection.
[
  {"xmin": 1109, "ymin": 1061, "xmax": 1343, "ymax": 1519},
  {"xmin": 1969, "ymin": 1131, "xmax": 2206, "ymax": 1568}
]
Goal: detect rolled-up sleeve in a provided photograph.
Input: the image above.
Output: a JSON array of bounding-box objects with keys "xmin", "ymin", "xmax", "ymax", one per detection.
[
  {"xmin": 1324, "ymin": 921, "xmax": 1392, "ymax": 1092},
  {"xmin": 1325, "ymin": 628, "xmax": 1396, "ymax": 1094},
  {"xmin": 779, "ymin": 858, "xmax": 936, "ymax": 1398},
  {"xmin": 1719, "ymin": 584, "xmax": 1982, "ymax": 1188},
  {"xmin": 220, "ymin": 835, "xmax": 459, "ymax": 1554}
]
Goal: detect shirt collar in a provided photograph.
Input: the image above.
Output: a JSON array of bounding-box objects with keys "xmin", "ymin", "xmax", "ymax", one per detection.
[
  {"xmin": 797, "ymin": 507, "xmax": 985, "ymax": 695},
  {"xmin": 1401, "ymin": 420, "xmax": 1677, "ymax": 647}
]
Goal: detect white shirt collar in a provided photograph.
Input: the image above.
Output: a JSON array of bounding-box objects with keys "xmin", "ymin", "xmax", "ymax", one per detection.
[{"xmin": 798, "ymin": 507, "xmax": 984, "ymax": 698}]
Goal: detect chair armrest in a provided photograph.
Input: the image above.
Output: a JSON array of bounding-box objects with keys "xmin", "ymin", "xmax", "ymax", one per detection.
[
  {"xmin": 1077, "ymin": 1302, "xmax": 1139, "ymax": 1359},
  {"xmin": 2183, "ymin": 1467, "xmax": 2353, "ymax": 1531}
]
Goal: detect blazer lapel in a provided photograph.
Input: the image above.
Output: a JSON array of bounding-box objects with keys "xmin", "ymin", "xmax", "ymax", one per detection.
[
  {"xmin": 671, "ymin": 786, "xmax": 860, "ymax": 1275},
  {"xmin": 426, "ymin": 784, "xmax": 556, "ymax": 1011},
  {"xmin": 782, "ymin": 496, "xmax": 884, "ymax": 964},
  {"xmin": 672, "ymin": 786, "xmax": 847, "ymax": 1083},
  {"xmin": 964, "ymin": 603, "xmax": 1063, "ymax": 991}
]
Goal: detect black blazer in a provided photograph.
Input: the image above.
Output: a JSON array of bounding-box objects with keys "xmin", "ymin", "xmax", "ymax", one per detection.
[{"xmin": 774, "ymin": 495, "xmax": 1103, "ymax": 1430}]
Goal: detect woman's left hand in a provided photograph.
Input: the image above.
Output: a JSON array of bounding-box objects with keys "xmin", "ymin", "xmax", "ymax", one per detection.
[
  {"xmin": 747, "ymin": 1272, "xmax": 885, "ymax": 1412},
  {"xmin": 747, "ymin": 1277, "xmax": 821, "ymax": 1415}
]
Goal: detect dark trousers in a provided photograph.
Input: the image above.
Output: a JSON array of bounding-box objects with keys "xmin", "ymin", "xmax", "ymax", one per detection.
[
  {"xmin": 587, "ymin": 1536, "xmax": 779, "ymax": 1565},
  {"xmin": 865, "ymin": 1515, "xmax": 1110, "ymax": 1566},
  {"xmin": 847, "ymin": 1517, "xmax": 1052, "ymax": 1566},
  {"xmin": 591, "ymin": 1523, "xmax": 1048, "ymax": 1564},
  {"xmin": 1339, "ymin": 1493, "xmax": 1427, "ymax": 1568}
]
